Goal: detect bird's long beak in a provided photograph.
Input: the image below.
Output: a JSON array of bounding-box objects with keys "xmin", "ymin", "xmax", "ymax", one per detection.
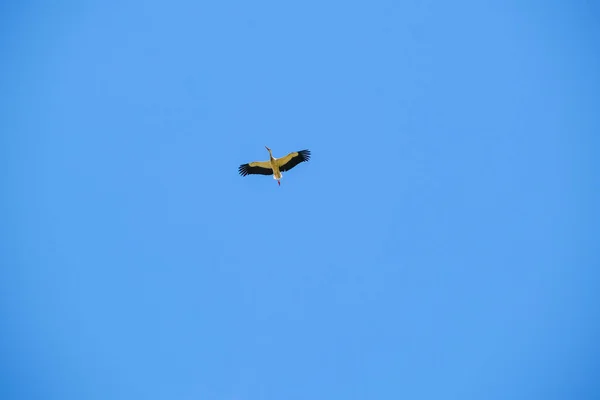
[{"xmin": 265, "ymin": 146, "xmax": 270, "ymax": 151}]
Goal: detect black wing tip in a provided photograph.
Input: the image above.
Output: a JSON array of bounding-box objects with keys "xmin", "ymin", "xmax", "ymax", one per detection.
[
  {"xmin": 238, "ymin": 164, "xmax": 249, "ymax": 176},
  {"xmin": 299, "ymin": 149, "xmax": 311, "ymax": 161}
]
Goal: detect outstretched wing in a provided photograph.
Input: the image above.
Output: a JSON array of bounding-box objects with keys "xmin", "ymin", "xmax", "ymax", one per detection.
[
  {"xmin": 276, "ymin": 149, "xmax": 311, "ymax": 172},
  {"xmin": 238, "ymin": 160, "xmax": 273, "ymax": 176}
]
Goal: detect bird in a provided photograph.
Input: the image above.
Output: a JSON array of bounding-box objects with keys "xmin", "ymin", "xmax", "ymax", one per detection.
[{"xmin": 238, "ymin": 146, "xmax": 311, "ymax": 186}]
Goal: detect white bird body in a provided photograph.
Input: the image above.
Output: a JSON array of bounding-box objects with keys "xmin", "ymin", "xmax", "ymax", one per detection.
[{"xmin": 239, "ymin": 146, "xmax": 311, "ymax": 186}]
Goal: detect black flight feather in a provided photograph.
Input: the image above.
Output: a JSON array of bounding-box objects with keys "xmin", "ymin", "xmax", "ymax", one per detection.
[
  {"xmin": 238, "ymin": 163, "xmax": 273, "ymax": 177},
  {"xmin": 279, "ymin": 149, "xmax": 311, "ymax": 172}
]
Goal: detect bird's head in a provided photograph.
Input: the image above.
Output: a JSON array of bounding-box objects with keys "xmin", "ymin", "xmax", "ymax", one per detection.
[{"xmin": 265, "ymin": 146, "xmax": 271, "ymax": 152}]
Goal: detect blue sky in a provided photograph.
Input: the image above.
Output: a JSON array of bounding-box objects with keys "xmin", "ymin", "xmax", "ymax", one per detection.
[{"xmin": 1, "ymin": 1, "xmax": 599, "ymax": 399}]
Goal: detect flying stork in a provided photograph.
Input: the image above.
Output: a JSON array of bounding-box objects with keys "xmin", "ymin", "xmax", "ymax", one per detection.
[{"xmin": 238, "ymin": 146, "xmax": 311, "ymax": 186}]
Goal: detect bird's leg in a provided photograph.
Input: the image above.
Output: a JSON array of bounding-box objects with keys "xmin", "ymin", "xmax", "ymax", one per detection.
[{"xmin": 277, "ymin": 180, "xmax": 280, "ymax": 186}]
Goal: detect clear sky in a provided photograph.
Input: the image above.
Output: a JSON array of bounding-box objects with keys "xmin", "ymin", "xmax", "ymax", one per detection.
[{"xmin": 1, "ymin": 1, "xmax": 599, "ymax": 399}]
